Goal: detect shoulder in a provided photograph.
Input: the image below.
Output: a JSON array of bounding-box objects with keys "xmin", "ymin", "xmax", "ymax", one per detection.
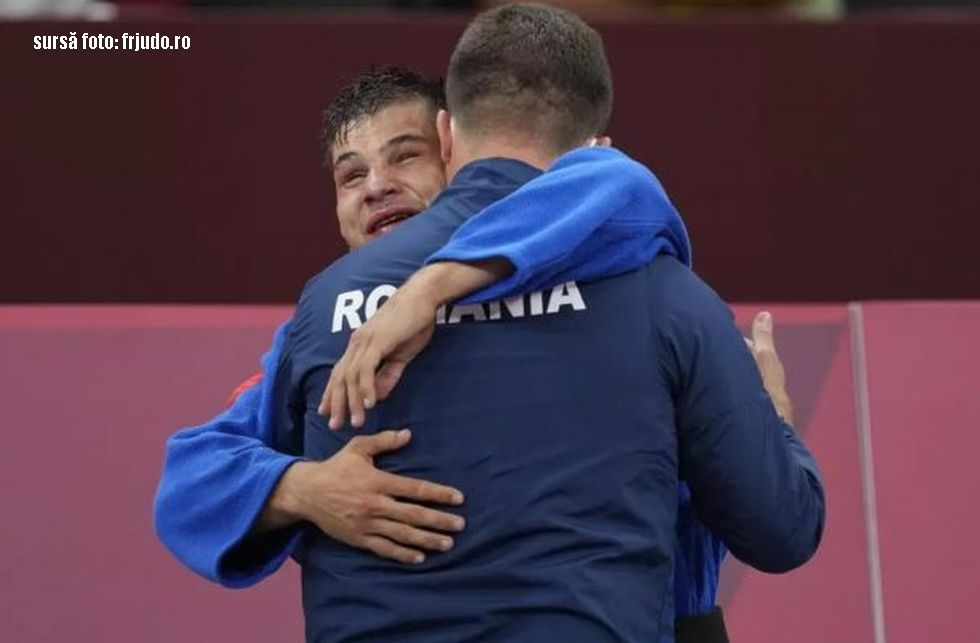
[
  {"xmin": 644, "ymin": 256, "xmax": 733, "ymax": 338},
  {"xmin": 646, "ymin": 256, "xmax": 724, "ymax": 308}
]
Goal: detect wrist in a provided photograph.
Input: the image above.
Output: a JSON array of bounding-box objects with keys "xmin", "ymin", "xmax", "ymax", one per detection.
[
  {"xmin": 262, "ymin": 460, "xmax": 314, "ymax": 530},
  {"xmin": 409, "ymin": 259, "xmax": 514, "ymax": 308},
  {"xmin": 772, "ymin": 393, "xmax": 795, "ymax": 426},
  {"xmin": 405, "ymin": 263, "xmax": 459, "ymax": 310}
]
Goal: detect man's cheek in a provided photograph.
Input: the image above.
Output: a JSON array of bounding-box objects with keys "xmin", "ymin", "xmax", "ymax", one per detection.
[
  {"xmin": 335, "ymin": 211, "xmax": 360, "ymax": 248},
  {"xmin": 423, "ymin": 169, "xmax": 447, "ymax": 201},
  {"xmin": 334, "ymin": 198, "xmax": 355, "ymax": 230}
]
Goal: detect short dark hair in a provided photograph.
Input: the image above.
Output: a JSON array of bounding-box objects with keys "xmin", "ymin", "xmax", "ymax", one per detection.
[
  {"xmin": 446, "ymin": 3, "xmax": 613, "ymax": 153},
  {"xmin": 321, "ymin": 66, "xmax": 445, "ymax": 161}
]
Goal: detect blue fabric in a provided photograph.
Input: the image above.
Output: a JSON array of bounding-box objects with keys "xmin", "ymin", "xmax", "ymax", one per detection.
[
  {"xmin": 271, "ymin": 158, "xmax": 825, "ymax": 642},
  {"xmin": 153, "ymin": 321, "xmax": 304, "ymax": 587},
  {"xmin": 152, "ymin": 150, "xmax": 800, "ymax": 633},
  {"xmin": 430, "ymin": 146, "xmax": 722, "ymax": 617},
  {"xmin": 674, "ymin": 483, "xmax": 727, "ymax": 617},
  {"xmin": 428, "ymin": 146, "xmax": 691, "ymax": 305}
]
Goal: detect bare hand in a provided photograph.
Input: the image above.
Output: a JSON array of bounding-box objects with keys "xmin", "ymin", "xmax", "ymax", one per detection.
[
  {"xmin": 266, "ymin": 429, "xmax": 465, "ymax": 564},
  {"xmin": 320, "ymin": 285, "xmax": 438, "ymax": 429},
  {"xmin": 744, "ymin": 311, "xmax": 795, "ymax": 425},
  {"xmin": 320, "ymin": 260, "xmax": 513, "ymax": 429}
]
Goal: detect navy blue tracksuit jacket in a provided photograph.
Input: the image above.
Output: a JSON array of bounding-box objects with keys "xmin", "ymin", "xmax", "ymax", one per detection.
[{"xmin": 267, "ymin": 158, "xmax": 824, "ymax": 642}]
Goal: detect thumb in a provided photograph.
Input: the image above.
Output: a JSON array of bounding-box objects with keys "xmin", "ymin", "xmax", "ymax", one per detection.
[
  {"xmin": 751, "ymin": 311, "xmax": 776, "ymax": 353},
  {"xmin": 348, "ymin": 429, "xmax": 412, "ymax": 457}
]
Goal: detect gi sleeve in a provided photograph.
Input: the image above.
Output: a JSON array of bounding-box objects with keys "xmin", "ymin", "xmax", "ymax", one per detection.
[
  {"xmin": 427, "ymin": 146, "xmax": 691, "ymax": 304},
  {"xmin": 153, "ymin": 321, "xmax": 304, "ymax": 588}
]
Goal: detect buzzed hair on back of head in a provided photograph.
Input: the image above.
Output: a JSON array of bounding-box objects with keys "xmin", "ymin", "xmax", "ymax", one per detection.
[
  {"xmin": 322, "ymin": 66, "xmax": 445, "ymax": 165},
  {"xmin": 446, "ymin": 3, "xmax": 613, "ymax": 154}
]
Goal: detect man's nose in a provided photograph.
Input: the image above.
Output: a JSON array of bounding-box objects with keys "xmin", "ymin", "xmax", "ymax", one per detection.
[{"xmin": 363, "ymin": 168, "xmax": 398, "ymax": 203}]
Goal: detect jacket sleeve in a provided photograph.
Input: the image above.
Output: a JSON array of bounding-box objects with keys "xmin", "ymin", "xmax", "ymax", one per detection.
[
  {"xmin": 427, "ymin": 146, "xmax": 691, "ymax": 304},
  {"xmin": 655, "ymin": 263, "xmax": 825, "ymax": 573},
  {"xmin": 153, "ymin": 321, "xmax": 304, "ymax": 588}
]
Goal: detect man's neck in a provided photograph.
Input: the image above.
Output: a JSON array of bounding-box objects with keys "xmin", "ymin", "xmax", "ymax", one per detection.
[{"xmin": 446, "ymin": 138, "xmax": 558, "ymax": 182}]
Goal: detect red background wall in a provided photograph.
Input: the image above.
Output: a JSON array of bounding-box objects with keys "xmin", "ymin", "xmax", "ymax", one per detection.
[
  {"xmin": 1, "ymin": 302, "xmax": 976, "ymax": 641},
  {"xmin": 2, "ymin": 16, "xmax": 979, "ymax": 304}
]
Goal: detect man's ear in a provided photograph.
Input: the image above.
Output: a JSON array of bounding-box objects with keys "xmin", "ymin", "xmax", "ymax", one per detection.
[{"xmin": 436, "ymin": 110, "xmax": 453, "ymax": 166}]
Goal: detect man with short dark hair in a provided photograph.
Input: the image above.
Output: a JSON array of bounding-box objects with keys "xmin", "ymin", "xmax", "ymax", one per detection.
[
  {"xmin": 444, "ymin": 2, "xmax": 612, "ymax": 154},
  {"xmin": 155, "ymin": 68, "xmax": 470, "ymax": 579},
  {"xmin": 323, "ymin": 67, "xmax": 448, "ymax": 250}
]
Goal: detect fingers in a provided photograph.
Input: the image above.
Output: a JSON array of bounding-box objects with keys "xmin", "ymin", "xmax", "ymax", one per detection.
[
  {"xmin": 380, "ymin": 497, "xmax": 466, "ymax": 533},
  {"xmin": 322, "ymin": 327, "xmax": 387, "ymax": 429},
  {"xmin": 353, "ymin": 471, "xmax": 466, "ymax": 565},
  {"xmin": 342, "ymin": 328, "xmax": 367, "ymax": 428},
  {"xmin": 305, "ymin": 431, "xmax": 468, "ymax": 567},
  {"xmin": 359, "ymin": 351, "xmax": 382, "ymax": 409},
  {"xmin": 751, "ymin": 311, "xmax": 776, "ymax": 353},
  {"xmin": 346, "ymin": 365, "xmax": 367, "ymax": 429},
  {"xmin": 328, "ymin": 380, "xmax": 348, "ymax": 430},
  {"xmin": 350, "ymin": 344, "xmax": 383, "ymax": 428},
  {"xmin": 747, "ymin": 311, "xmax": 794, "ymax": 423},
  {"xmin": 370, "ymin": 518, "xmax": 455, "ymax": 554},
  {"xmin": 319, "ymin": 376, "xmax": 331, "ymax": 417},
  {"xmin": 750, "ymin": 311, "xmax": 782, "ymax": 376},
  {"xmin": 323, "ymin": 353, "xmax": 350, "ymax": 429},
  {"xmin": 375, "ymin": 469, "xmax": 465, "ymax": 507},
  {"xmin": 322, "ymin": 328, "xmax": 365, "ymax": 429},
  {"xmin": 321, "ymin": 291, "xmax": 436, "ymax": 428},
  {"xmin": 347, "ymin": 429, "xmax": 412, "ymax": 457},
  {"xmin": 346, "ymin": 432, "xmax": 466, "ymax": 507},
  {"xmin": 361, "ymin": 535, "xmax": 427, "ymax": 565},
  {"xmin": 749, "ymin": 311, "xmax": 782, "ymax": 378},
  {"xmin": 358, "ymin": 506, "xmax": 462, "ymax": 564}
]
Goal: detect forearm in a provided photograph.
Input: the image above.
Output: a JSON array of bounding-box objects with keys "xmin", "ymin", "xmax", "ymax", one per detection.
[
  {"xmin": 427, "ymin": 146, "xmax": 688, "ymax": 305},
  {"xmin": 771, "ymin": 392, "xmax": 795, "ymax": 426},
  {"xmin": 402, "ymin": 258, "xmax": 514, "ymax": 309},
  {"xmin": 254, "ymin": 460, "xmax": 314, "ymax": 533},
  {"xmin": 682, "ymin": 397, "xmax": 824, "ymax": 573}
]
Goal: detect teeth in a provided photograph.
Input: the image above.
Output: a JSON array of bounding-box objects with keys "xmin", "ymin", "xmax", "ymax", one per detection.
[
  {"xmin": 378, "ymin": 215, "xmax": 406, "ymax": 229},
  {"xmin": 370, "ymin": 211, "xmax": 414, "ymax": 234}
]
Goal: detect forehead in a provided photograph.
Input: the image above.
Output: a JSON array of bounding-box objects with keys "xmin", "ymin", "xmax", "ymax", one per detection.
[{"xmin": 331, "ymin": 100, "xmax": 438, "ymax": 164}]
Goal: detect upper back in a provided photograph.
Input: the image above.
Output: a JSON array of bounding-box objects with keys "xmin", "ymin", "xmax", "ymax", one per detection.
[{"xmin": 289, "ymin": 257, "xmax": 689, "ymax": 642}]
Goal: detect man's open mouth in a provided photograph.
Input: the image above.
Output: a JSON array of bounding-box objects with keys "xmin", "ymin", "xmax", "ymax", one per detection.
[{"xmin": 366, "ymin": 207, "xmax": 419, "ymax": 237}]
